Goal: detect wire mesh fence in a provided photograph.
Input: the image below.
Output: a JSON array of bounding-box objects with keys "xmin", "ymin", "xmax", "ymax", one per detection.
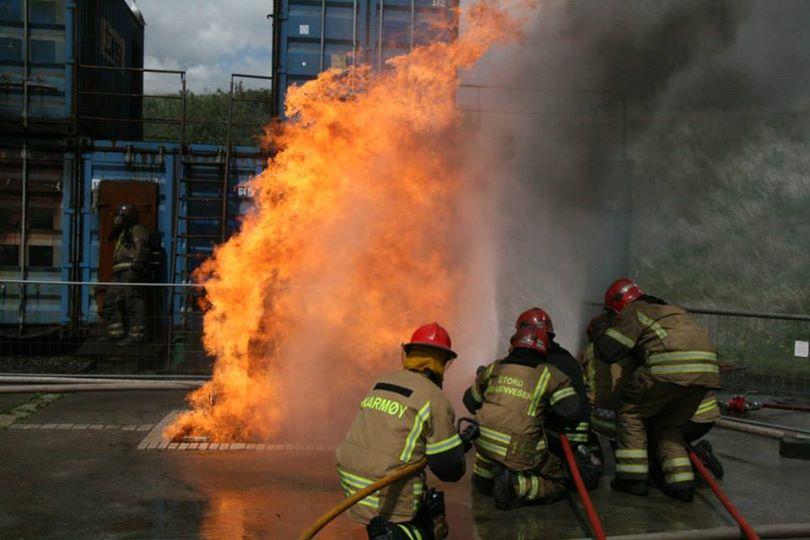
[
  {"xmin": 0, "ymin": 280, "xmax": 211, "ymax": 375},
  {"xmin": 3, "ymin": 282, "xmax": 810, "ymax": 405},
  {"xmin": 690, "ymin": 309, "xmax": 810, "ymax": 402}
]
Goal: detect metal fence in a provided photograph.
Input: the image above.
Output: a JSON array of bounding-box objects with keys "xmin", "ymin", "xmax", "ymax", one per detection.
[
  {"xmin": 3, "ymin": 285, "xmax": 810, "ymax": 398},
  {"xmin": 0, "ymin": 279, "xmax": 210, "ymax": 375},
  {"xmin": 688, "ymin": 307, "xmax": 810, "ymax": 402}
]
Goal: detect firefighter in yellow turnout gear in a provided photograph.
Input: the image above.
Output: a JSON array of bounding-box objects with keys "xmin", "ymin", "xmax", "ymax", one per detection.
[
  {"xmin": 463, "ymin": 325, "xmax": 581, "ymax": 510},
  {"xmin": 582, "ymin": 340, "xmax": 724, "ymax": 480},
  {"xmin": 336, "ymin": 323, "xmax": 473, "ymax": 540},
  {"xmin": 103, "ymin": 203, "xmax": 151, "ymax": 344},
  {"xmin": 589, "ymin": 279, "xmax": 721, "ymax": 502}
]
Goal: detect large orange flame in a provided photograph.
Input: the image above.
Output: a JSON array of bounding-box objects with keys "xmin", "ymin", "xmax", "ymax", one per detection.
[{"xmin": 167, "ymin": 1, "xmax": 530, "ymax": 443}]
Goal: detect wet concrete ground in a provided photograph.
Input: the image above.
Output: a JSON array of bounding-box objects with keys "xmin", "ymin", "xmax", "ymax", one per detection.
[{"xmin": 1, "ymin": 391, "xmax": 809, "ymax": 539}]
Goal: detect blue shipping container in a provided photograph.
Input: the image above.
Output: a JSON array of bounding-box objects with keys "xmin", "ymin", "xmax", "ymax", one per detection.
[
  {"xmin": 0, "ymin": 141, "xmax": 265, "ymax": 326},
  {"xmin": 0, "ymin": 0, "xmax": 145, "ymax": 138},
  {"xmin": 271, "ymin": 0, "xmax": 457, "ymax": 117}
]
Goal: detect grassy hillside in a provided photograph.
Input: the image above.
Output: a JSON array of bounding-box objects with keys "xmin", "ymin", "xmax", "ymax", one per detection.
[{"xmin": 628, "ymin": 113, "xmax": 810, "ymax": 315}]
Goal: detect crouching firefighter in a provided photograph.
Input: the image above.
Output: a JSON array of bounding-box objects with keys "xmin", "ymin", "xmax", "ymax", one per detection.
[
  {"xmin": 463, "ymin": 325, "xmax": 581, "ymax": 510},
  {"xmin": 583, "ymin": 340, "xmax": 724, "ymax": 481},
  {"xmin": 336, "ymin": 323, "xmax": 475, "ymax": 540},
  {"xmin": 514, "ymin": 308, "xmax": 600, "ymax": 489},
  {"xmin": 589, "ymin": 278, "xmax": 721, "ymax": 502}
]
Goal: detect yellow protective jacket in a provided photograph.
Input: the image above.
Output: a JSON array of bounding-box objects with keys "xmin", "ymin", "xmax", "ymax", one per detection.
[
  {"xmin": 336, "ymin": 369, "xmax": 463, "ymax": 524},
  {"xmin": 594, "ymin": 299, "xmax": 720, "ymax": 388},
  {"xmin": 466, "ymin": 349, "xmax": 580, "ymax": 471}
]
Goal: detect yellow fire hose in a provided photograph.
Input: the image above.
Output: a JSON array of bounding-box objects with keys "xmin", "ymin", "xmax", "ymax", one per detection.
[{"xmin": 298, "ymin": 458, "xmax": 428, "ymax": 540}]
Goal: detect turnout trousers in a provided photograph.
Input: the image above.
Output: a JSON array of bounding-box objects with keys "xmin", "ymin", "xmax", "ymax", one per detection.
[
  {"xmin": 615, "ymin": 372, "xmax": 706, "ymax": 491},
  {"xmin": 103, "ymin": 270, "xmax": 147, "ymax": 340},
  {"xmin": 471, "ymin": 451, "xmax": 566, "ymax": 503}
]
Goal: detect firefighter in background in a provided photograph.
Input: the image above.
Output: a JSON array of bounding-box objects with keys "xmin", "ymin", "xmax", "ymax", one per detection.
[
  {"xmin": 103, "ymin": 203, "xmax": 150, "ymax": 345},
  {"xmin": 463, "ymin": 325, "xmax": 580, "ymax": 510},
  {"xmin": 512, "ymin": 308, "xmax": 600, "ymax": 489},
  {"xmin": 582, "ymin": 335, "xmax": 724, "ymax": 480},
  {"xmin": 336, "ymin": 323, "xmax": 474, "ymax": 540},
  {"xmin": 589, "ymin": 278, "xmax": 721, "ymax": 502}
]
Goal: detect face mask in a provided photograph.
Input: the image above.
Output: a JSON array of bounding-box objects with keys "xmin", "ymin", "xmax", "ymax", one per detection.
[{"xmin": 402, "ymin": 345, "xmax": 450, "ymax": 382}]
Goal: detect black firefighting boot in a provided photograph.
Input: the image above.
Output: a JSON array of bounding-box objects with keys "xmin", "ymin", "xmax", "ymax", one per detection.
[
  {"xmin": 471, "ymin": 473, "xmax": 494, "ymax": 495},
  {"xmin": 611, "ymin": 478, "xmax": 649, "ymax": 496},
  {"xmin": 492, "ymin": 464, "xmax": 515, "ymax": 511},
  {"xmin": 692, "ymin": 440, "xmax": 724, "ymax": 479},
  {"xmin": 367, "ymin": 517, "xmax": 429, "ymax": 540},
  {"xmin": 117, "ymin": 334, "xmax": 145, "ymax": 347},
  {"xmin": 572, "ymin": 444, "xmax": 602, "ymax": 491},
  {"xmin": 661, "ymin": 483, "xmax": 694, "ymax": 503},
  {"xmin": 366, "ymin": 517, "xmax": 396, "ymax": 540}
]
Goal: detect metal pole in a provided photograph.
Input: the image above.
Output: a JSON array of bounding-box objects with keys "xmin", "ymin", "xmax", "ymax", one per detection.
[
  {"xmin": 67, "ymin": 146, "xmax": 81, "ymax": 331},
  {"xmin": 591, "ymin": 523, "xmax": 810, "ymax": 540},
  {"xmin": 0, "ymin": 279, "xmax": 204, "ymax": 288},
  {"xmin": 22, "ymin": 0, "xmax": 29, "ymax": 127},
  {"xmin": 319, "ymin": 0, "xmax": 326, "ymax": 71},
  {"xmin": 352, "ymin": 0, "xmax": 358, "ymax": 64},
  {"xmin": 410, "ymin": 0, "xmax": 415, "ymax": 51},
  {"xmin": 351, "ymin": 0, "xmax": 358, "ymax": 88},
  {"xmin": 378, "ymin": 0, "xmax": 384, "ymax": 71},
  {"xmin": 166, "ymin": 72, "xmax": 187, "ymax": 369},
  {"xmin": 223, "ymin": 76, "xmax": 235, "ymax": 242},
  {"xmin": 19, "ymin": 145, "xmax": 29, "ymax": 332}
]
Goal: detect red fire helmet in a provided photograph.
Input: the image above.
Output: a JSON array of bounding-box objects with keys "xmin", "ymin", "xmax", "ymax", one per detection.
[
  {"xmin": 515, "ymin": 307, "xmax": 554, "ymax": 334},
  {"xmin": 403, "ymin": 322, "xmax": 457, "ymax": 359},
  {"xmin": 509, "ymin": 325, "xmax": 550, "ymax": 355},
  {"xmin": 604, "ymin": 278, "xmax": 644, "ymax": 313}
]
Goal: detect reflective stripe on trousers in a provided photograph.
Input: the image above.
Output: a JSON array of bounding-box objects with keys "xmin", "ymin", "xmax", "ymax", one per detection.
[{"xmin": 614, "ymin": 448, "xmax": 649, "ymax": 480}]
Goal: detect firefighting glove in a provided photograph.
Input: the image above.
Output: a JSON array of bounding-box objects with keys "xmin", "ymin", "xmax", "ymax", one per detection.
[
  {"xmin": 457, "ymin": 417, "xmax": 480, "ymax": 452},
  {"xmin": 586, "ymin": 311, "xmax": 612, "ymax": 343}
]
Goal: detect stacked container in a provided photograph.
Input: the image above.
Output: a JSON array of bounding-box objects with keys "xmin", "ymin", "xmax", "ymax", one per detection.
[
  {"xmin": 0, "ymin": 0, "xmax": 145, "ymax": 139},
  {"xmin": 271, "ymin": 0, "xmax": 458, "ymax": 117}
]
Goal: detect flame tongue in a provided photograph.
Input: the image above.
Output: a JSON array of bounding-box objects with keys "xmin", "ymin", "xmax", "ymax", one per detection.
[{"xmin": 165, "ymin": 1, "xmax": 529, "ymax": 443}]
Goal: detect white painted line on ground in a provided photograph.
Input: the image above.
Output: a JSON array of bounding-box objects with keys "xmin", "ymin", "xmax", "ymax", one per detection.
[
  {"xmin": 11, "ymin": 423, "xmax": 155, "ymax": 432},
  {"xmin": 135, "ymin": 410, "xmax": 336, "ymax": 452}
]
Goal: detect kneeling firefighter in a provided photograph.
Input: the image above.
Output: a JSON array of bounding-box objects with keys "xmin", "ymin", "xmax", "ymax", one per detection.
[
  {"xmin": 514, "ymin": 308, "xmax": 600, "ymax": 489},
  {"xmin": 463, "ymin": 324, "xmax": 581, "ymax": 510},
  {"xmin": 589, "ymin": 278, "xmax": 721, "ymax": 502},
  {"xmin": 336, "ymin": 323, "xmax": 476, "ymax": 540}
]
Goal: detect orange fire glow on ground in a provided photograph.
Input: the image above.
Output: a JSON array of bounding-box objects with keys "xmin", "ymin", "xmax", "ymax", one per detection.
[{"xmin": 166, "ymin": 1, "xmax": 531, "ymax": 443}]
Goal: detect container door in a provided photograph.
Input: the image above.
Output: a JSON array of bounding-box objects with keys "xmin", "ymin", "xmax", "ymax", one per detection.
[{"xmin": 96, "ymin": 180, "xmax": 157, "ymax": 284}]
